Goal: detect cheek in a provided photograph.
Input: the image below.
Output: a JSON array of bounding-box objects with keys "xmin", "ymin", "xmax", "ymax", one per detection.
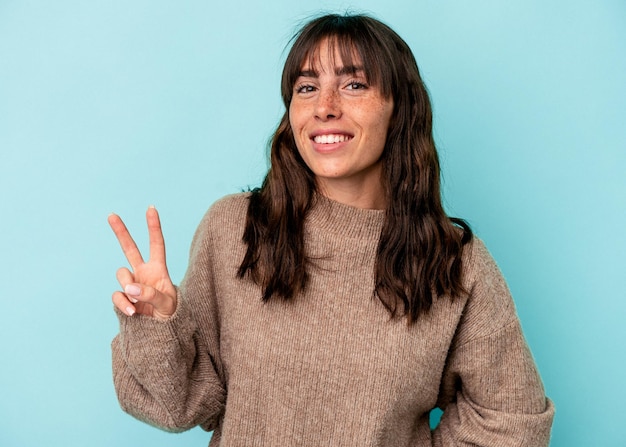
[
  {"xmin": 376, "ymin": 103, "xmax": 394, "ymax": 140},
  {"xmin": 288, "ymin": 113, "xmax": 309, "ymax": 164},
  {"xmin": 288, "ymin": 106, "xmax": 305, "ymax": 146},
  {"xmin": 365, "ymin": 106, "xmax": 393, "ymax": 141},
  {"xmin": 287, "ymin": 107, "xmax": 295, "ymax": 134},
  {"xmin": 368, "ymin": 108, "xmax": 393, "ymax": 159},
  {"xmin": 288, "ymin": 100, "xmax": 307, "ymax": 128}
]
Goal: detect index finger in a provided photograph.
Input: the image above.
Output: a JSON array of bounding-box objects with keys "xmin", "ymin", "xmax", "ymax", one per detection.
[
  {"xmin": 108, "ymin": 213, "xmax": 145, "ymax": 269},
  {"xmin": 146, "ymin": 206, "xmax": 167, "ymax": 264}
]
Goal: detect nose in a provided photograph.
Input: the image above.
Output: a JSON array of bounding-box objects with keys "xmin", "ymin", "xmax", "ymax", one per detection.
[{"xmin": 315, "ymin": 88, "xmax": 341, "ymax": 121}]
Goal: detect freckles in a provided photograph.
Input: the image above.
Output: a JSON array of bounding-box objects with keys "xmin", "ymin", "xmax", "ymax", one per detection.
[{"xmin": 360, "ymin": 94, "xmax": 392, "ymax": 114}]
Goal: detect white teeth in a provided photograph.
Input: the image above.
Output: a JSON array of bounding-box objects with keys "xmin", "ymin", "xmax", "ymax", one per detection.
[{"xmin": 313, "ymin": 134, "xmax": 349, "ymax": 144}]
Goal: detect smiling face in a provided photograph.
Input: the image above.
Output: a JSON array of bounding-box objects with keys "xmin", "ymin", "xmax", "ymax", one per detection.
[{"xmin": 288, "ymin": 39, "xmax": 394, "ymax": 209}]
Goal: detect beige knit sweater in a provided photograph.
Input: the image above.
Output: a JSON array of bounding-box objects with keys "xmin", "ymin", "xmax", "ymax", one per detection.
[{"xmin": 112, "ymin": 193, "xmax": 554, "ymax": 446}]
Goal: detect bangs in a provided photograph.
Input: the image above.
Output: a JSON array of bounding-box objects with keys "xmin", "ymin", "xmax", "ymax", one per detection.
[
  {"xmin": 281, "ymin": 15, "xmax": 397, "ymax": 105},
  {"xmin": 301, "ymin": 34, "xmax": 365, "ymax": 80}
]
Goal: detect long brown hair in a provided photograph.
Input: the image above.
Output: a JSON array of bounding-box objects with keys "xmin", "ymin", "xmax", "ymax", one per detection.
[{"xmin": 238, "ymin": 13, "xmax": 472, "ymax": 323}]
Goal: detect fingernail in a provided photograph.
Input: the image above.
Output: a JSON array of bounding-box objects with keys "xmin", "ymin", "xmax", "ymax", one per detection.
[
  {"xmin": 126, "ymin": 306, "xmax": 135, "ymax": 316},
  {"xmin": 128, "ymin": 296, "xmax": 138, "ymax": 304},
  {"xmin": 125, "ymin": 284, "xmax": 141, "ymax": 296}
]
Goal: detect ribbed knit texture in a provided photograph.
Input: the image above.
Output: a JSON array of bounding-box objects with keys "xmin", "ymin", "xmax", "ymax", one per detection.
[{"xmin": 112, "ymin": 193, "xmax": 554, "ymax": 446}]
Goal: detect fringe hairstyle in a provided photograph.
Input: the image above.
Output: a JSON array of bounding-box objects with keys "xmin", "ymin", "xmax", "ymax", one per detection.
[{"xmin": 238, "ymin": 13, "xmax": 472, "ymax": 324}]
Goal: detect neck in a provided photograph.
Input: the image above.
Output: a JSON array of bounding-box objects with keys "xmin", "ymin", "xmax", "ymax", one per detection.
[{"xmin": 316, "ymin": 179, "xmax": 386, "ymax": 210}]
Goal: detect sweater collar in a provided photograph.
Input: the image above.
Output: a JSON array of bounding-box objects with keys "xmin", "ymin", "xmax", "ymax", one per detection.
[{"xmin": 306, "ymin": 193, "xmax": 385, "ymax": 241}]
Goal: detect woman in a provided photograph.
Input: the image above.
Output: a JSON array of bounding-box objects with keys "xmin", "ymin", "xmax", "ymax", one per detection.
[{"xmin": 109, "ymin": 13, "xmax": 554, "ymax": 446}]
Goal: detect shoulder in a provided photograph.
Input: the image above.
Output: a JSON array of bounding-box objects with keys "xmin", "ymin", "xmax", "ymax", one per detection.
[
  {"xmin": 196, "ymin": 192, "xmax": 251, "ymax": 234},
  {"xmin": 189, "ymin": 192, "xmax": 250, "ymax": 254},
  {"xmin": 204, "ymin": 192, "xmax": 251, "ymax": 222},
  {"xmin": 462, "ymin": 237, "xmax": 507, "ymax": 292}
]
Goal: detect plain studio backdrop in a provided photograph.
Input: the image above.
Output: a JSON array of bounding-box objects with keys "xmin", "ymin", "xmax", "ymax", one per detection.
[{"xmin": 0, "ymin": 1, "xmax": 624, "ymax": 446}]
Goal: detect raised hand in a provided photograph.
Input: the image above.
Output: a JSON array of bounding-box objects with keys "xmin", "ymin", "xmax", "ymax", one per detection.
[{"xmin": 108, "ymin": 206, "xmax": 177, "ymax": 320}]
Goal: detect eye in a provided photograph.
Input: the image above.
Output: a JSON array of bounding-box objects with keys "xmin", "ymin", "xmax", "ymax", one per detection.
[
  {"xmin": 346, "ymin": 81, "xmax": 368, "ymax": 90},
  {"xmin": 295, "ymin": 84, "xmax": 316, "ymax": 94}
]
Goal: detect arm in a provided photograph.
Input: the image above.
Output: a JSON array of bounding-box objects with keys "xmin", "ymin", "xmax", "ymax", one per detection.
[
  {"xmin": 432, "ymin": 240, "xmax": 554, "ymax": 446},
  {"xmin": 109, "ymin": 207, "xmax": 226, "ymax": 432}
]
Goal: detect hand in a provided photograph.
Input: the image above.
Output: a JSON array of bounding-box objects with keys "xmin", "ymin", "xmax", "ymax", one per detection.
[{"xmin": 108, "ymin": 206, "xmax": 177, "ymax": 320}]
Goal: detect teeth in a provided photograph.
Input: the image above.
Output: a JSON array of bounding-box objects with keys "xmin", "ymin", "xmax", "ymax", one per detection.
[{"xmin": 313, "ymin": 134, "xmax": 349, "ymax": 144}]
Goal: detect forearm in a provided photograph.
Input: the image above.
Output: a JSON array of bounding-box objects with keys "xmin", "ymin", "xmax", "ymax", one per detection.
[
  {"xmin": 432, "ymin": 394, "xmax": 554, "ymax": 447},
  {"xmin": 434, "ymin": 321, "xmax": 554, "ymax": 446},
  {"xmin": 112, "ymin": 297, "xmax": 225, "ymax": 432}
]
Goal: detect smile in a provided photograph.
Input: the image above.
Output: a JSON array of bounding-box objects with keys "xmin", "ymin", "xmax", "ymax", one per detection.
[{"xmin": 312, "ymin": 134, "xmax": 352, "ymax": 144}]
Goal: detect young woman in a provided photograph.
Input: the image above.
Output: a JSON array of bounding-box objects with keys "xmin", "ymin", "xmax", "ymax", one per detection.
[{"xmin": 109, "ymin": 13, "xmax": 554, "ymax": 446}]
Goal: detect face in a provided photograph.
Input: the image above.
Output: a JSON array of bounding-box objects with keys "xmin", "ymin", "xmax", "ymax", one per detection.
[{"xmin": 288, "ymin": 39, "xmax": 394, "ymax": 208}]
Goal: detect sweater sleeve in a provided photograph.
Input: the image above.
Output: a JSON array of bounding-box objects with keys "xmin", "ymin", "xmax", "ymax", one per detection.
[
  {"xmin": 432, "ymin": 240, "xmax": 555, "ymax": 446},
  {"xmin": 111, "ymin": 209, "xmax": 226, "ymax": 433}
]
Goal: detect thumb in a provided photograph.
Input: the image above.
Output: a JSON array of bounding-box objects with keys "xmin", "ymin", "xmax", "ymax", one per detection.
[{"xmin": 124, "ymin": 283, "xmax": 177, "ymax": 320}]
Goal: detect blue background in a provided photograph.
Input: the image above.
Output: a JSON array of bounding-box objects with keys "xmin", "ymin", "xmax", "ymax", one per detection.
[{"xmin": 1, "ymin": 1, "xmax": 624, "ymax": 445}]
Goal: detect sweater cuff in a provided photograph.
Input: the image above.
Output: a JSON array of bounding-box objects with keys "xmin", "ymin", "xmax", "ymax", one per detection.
[{"xmin": 114, "ymin": 289, "xmax": 196, "ymax": 359}]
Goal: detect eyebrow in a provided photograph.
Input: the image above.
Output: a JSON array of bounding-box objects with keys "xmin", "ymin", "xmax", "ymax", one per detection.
[{"xmin": 297, "ymin": 65, "xmax": 364, "ymax": 78}]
